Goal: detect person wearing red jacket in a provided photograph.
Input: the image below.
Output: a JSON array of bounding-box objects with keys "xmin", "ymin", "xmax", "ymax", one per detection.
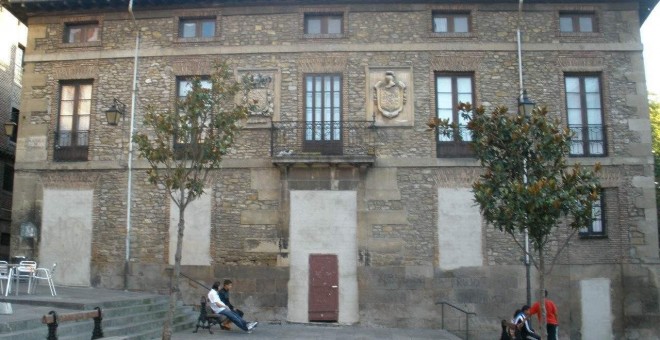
[{"xmin": 529, "ymin": 290, "xmax": 559, "ymax": 340}]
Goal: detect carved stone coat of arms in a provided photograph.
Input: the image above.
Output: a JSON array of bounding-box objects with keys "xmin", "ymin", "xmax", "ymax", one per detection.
[
  {"xmin": 243, "ymin": 74, "xmax": 274, "ymax": 116},
  {"xmin": 374, "ymin": 71, "xmax": 407, "ymax": 118}
]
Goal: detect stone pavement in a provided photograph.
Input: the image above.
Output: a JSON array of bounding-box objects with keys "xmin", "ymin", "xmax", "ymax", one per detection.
[
  {"xmin": 173, "ymin": 322, "xmax": 462, "ymax": 340},
  {"xmin": 0, "ymin": 286, "xmax": 461, "ymax": 339}
]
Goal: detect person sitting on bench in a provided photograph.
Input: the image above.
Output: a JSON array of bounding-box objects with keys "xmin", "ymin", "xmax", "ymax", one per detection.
[
  {"xmin": 218, "ymin": 279, "xmax": 244, "ymax": 331},
  {"xmin": 207, "ymin": 281, "xmax": 258, "ymax": 333}
]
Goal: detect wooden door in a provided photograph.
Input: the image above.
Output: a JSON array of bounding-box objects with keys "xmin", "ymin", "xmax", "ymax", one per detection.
[{"xmin": 308, "ymin": 254, "xmax": 338, "ymax": 321}]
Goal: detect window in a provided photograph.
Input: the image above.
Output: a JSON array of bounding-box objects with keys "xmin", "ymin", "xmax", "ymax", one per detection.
[
  {"xmin": 304, "ymin": 14, "xmax": 343, "ymax": 34},
  {"xmin": 179, "ymin": 18, "xmax": 215, "ymax": 38},
  {"xmin": 2, "ymin": 164, "xmax": 13, "ymax": 192},
  {"xmin": 559, "ymin": 13, "xmax": 596, "ymax": 33},
  {"xmin": 175, "ymin": 77, "xmax": 212, "ymax": 148},
  {"xmin": 433, "ymin": 12, "xmax": 470, "ymax": 33},
  {"xmin": 580, "ymin": 191, "xmax": 605, "ymax": 237},
  {"xmin": 565, "ymin": 74, "xmax": 605, "ymax": 156},
  {"xmin": 304, "ymin": 74, "xmax": 342, "ymax": 155},
  {"xmin": 0, "ymin": 233, "xmax": 9, "ymax": 247},
  {"xmin": 14, "ymin": 45, "xmax": 24, "ymax": 85},
  {"xmin": 64, "ymin": 22, "xmax": 99, "ymax": 43},
  {"xmin": 55, "ymin": 82, "xmax": 92, "ymax": 161},
  {"xmin": 435, "ymin": 73, "xmax": 474, "ymax": 157}
]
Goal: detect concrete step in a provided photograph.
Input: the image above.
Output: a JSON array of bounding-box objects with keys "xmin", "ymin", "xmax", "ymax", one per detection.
[{"xmin": 0, "ymin": 297, "xmax": 196, "ymax": 340}]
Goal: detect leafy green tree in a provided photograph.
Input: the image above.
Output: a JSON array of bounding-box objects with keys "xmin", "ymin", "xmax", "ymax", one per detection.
[
  {"xmin": 650, "ymin": 98, "xmax": 660, "ymax": 246},
  {"xmin": 430, "ymin": 104, "xmax": 601, "ymax": 338},
  {"xmin": 134, "ymin": 63, "xmax": 253, "ymax": 340}
]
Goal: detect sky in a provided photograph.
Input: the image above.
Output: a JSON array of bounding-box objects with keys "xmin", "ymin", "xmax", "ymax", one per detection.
[{"xmin": 642, "ymin": 5, "xmax": 660, "ymax": 99}]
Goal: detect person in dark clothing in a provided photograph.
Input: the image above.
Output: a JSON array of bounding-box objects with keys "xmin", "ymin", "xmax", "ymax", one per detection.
[
  {"xmin": 514, "ymin": 305, "xmax": 541, "ymax": 340},
  {"xmin": 218, "ymin": 279, "xmax": 244, "ymax": 330}
]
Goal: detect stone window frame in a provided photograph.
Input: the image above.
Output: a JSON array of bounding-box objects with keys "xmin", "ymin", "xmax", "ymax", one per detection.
[
  {"xmin": 59, "ymin": 16, "xmax": 103, "ymax": 49},
  {"xmin": 563, "ymin": 72, "xmax": 608, "ymax": 158},
  {"xmin": 300, "ymin": 7, "xmax": 349, "ymax": 40},
  {"xmin": 434, "ymin": 71, "xmax": 476, "ymax": 158},
  {"xmin": 579, "ymin": 188, "xmax": 609, "ymax": 239},
  {"xmin": 173, "ymin": 75, "xmax": 212, "ymax": 152},
  {"xmin": 555, "ymin": 7, "xmax": 602, "ymax": 38},
  {"xmin": 53, "ymin": 79, "xmax": 95, "ymax": 162},
  {"xmin": 174, "ymin": 10, "xmax": 222, "ymax": 44},
  {"xmin": 429, "ymin": 5, "xmax": 477, "ymax": 39}
]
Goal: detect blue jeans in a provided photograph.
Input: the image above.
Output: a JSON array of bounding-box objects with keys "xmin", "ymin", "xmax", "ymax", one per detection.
[{"xmin": 217, "ymin": 308, "xmax": 249, "ymax": 331}]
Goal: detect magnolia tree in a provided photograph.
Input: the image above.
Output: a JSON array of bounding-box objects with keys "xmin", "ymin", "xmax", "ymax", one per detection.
[
  {"xmin": 429, "ymin": 103, "xmax": 601, "ymax": 338},
  {"xmin": 134, "ymin": 63, "xmax": 254, "ymax": 340}
]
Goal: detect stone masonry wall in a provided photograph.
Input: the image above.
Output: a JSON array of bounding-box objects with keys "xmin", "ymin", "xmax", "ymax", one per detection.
[{"xmin": 12, "ymin": 1, "xmax": 659, "ymax": 338}]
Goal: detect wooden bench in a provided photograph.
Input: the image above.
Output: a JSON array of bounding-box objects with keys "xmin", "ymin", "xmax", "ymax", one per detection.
[
  {"xmin": 193, "ymin": 296, "xmax": 228, "ymax": 334},
  {"xmin": 42, "ymin": 307, "xmax": 103, "ymax": 340}
]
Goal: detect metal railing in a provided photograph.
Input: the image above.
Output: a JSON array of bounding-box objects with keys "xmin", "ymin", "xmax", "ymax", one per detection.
[
  {"xmin": 54, "ymin": 130, "xmax": 89, "ymax": 161},
  {"xmin": 568, "ymin": 124, "xmax": 606, "ymax": 156},
  {"xmin": 436, "ymin": 125, "xmax": 474, "ymax": 158},
  {"xmin": 436, "ymin": 301, "xmax": 477, "ymax": 340},
  {"xmin": 271, "ymin": 120, "xmax": 375, "ymax": 157},
  {"xmin": 180, "ymin": 272, "xmax": 210, "ymax": 291}
]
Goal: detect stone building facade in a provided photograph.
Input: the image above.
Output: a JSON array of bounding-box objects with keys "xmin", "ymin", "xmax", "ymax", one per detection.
[
  {"xmin": 0, "ymin": 7, "xmax": 26, "ymax": 261},
  {"xmin": 4, "ymin": 0, "xmax": 660, "ymax": 338}
]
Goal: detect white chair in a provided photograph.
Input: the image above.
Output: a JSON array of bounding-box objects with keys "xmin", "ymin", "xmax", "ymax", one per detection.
[
  {"xmin": 31, "ymin": 263, "xmax": 57, "ymax": 296},
  {"xmin": 0, "ymin": 261, "xmax": 10, "ymax": 295},
  {"xmin": 7, "ymin": 261, "xmax": 36, "ymax": 295}
]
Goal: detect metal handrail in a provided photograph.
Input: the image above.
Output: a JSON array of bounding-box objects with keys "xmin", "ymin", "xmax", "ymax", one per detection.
[
  {"xmin": 436, "ymin": 301, "xmax": 477, "ymax": 340},
  {"xmin": 180, "ymin": 272, "xmax": 209, "ymax": 291}
]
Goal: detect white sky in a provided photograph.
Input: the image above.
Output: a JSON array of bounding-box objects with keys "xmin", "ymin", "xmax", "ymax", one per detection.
[{"xmin": 642, "ymin": 5, "xmax": 660, "ymax": 98}]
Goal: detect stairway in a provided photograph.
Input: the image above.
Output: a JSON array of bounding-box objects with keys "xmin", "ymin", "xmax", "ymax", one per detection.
[{"xmin": 0, "ymin": 293, "xmax": 197, "ymax": 340}]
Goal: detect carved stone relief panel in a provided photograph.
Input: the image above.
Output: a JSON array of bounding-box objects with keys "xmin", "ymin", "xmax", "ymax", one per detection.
[
  {"xmin": 367, "ymin": 67, "xmax": 413, "ymax": 127},
  {"xmin": 236, "ymin": 68, "xmax": 280, "ymax": 128}
]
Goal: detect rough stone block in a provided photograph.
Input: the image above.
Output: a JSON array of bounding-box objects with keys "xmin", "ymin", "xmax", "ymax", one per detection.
[
  {"xmin": 258, "ymin": 189, "xmax": 280, "ymax": 201},
  {"xmin": 251, "ymin": 169, "xmax": 280, "ymax": 190},
  {"xmin": 240, "ymin": 210, "xmax": 279, "ymax": 224},
  {"xmin": 244, "ymin": 238, "xmax": 281, "ymax": 253}
]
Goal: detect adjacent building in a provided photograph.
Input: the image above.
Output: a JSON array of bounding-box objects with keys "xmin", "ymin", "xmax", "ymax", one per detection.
[
  {"xmin": 3, "ymin": 0, "xmax": 659, "ymax": 338},
  {"xmin": 0, "ymin": 7, "xmax": 27, "ymax": 261}
]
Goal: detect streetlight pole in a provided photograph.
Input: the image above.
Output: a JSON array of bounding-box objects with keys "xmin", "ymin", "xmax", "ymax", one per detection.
[
  {"xmin": 124, "ymin": 0, "xmax": 140, "ymax": 291},
  {"xmin": 516, "ymin": 0, "xmax": 533, "ymax": 306}
]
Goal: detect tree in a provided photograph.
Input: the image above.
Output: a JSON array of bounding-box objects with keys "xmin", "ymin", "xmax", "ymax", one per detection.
[
  {"xmin": 650, "ymin": 98, "xmax": 660, "ymax": 246},
  {"xmin": 133, "ymin": 63, "xmax": 253, "ymax": 340},
  {"xmin": 429, "ymin": 104, "xmax": 601, "ymax": 338}
]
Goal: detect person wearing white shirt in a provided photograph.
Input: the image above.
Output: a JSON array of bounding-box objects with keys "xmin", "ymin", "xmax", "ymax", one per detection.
[{"xmin": 207, "ymin": 281, "xmax": 258, "ymax": 332}]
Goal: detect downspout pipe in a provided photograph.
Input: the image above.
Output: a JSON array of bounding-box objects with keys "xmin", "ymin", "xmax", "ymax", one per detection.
[{"xmin": 124, "ymin": 0, "xmax": 140, "ymax": 291}]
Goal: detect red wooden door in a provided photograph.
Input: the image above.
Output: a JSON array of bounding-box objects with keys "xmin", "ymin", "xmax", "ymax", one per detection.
[{"xmin": 308, "ymin": 254, "xmax": 338, "ymax": 321}]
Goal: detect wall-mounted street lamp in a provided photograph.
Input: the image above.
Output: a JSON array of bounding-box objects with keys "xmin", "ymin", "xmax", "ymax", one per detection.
[
  {"xmin": 105, "ymin": 98, "xmax": 127, "ymax": 126},
  {"xmin": 4, "ymin": 122, "xmax": 17, "ymax": 138},
  {"xmin": 518, "ymin": 89, "xmax": 536, "ymax": 117}
]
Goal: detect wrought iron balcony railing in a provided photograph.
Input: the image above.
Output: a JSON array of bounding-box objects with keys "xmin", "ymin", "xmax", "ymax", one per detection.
[
  {"xmin": 54, "ymin": 130, "xmax": 89, "ymax": 162},
  {"xmin": 436, "ymin": 125, "xmax": 474, "ymax": 158},
  {"xmin": 271, "ymin": 121, "xmax": 375, "ymax": 159},
  {"xmin": 568, "ymin": 124, "xmax": 606, "ymax": 157}
]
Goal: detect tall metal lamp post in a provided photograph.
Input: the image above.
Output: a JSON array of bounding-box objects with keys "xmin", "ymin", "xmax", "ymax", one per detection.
[{"xmin": 518, "ymin": 89, "xmax": 535, "ymax": 306}]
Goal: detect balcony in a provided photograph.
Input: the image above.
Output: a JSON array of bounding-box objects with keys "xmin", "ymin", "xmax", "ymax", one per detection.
[
  {"xmin": 568, "ymin": 124, "xmax": 606, "ymax": 157},
  {"xmin": 436, "ymin": 125, "xmax": 474, "ymax": 158},
  {"xmin": 54, "ymin": 130, "xmax": 89, "ymax": 162},
  {"xmin": 271, "ymin": 121, "xmax": 376, "ymax": 167}
]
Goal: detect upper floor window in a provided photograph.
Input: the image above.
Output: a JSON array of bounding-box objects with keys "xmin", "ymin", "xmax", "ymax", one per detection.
[
  {"xmin": 559, "ymin": 12, "xmax": 596, "ymax": 33},
  {"xmin": 304, "ymin": 74, "xmax": 342, "ymax": 155},
  {"xmin": 565, "ymin": 74, "xmax": 605, "ymax": 156},
  {"xmin": 8, "ymin": 108, "xmax": 18, "ymax": 144},
  {"xmin": 14, "ymin": 45, "xmax": 24, "ymax": 85},
  {"xmin": 2, "ymin": 164, "xmax": 13, "ymax": 192},
  {"xmin": 64, "ymin": 22, "xmax": 99, "ymax": 43},
  {"xmin": 580, "ymin": 191, "xmax": 606, "ymax": 237},
  {"xmin": 55, "ymin": 81, "xmax": 92, "ymax": 161},
  {"xmin": 179, "ymin": 18, "xmax": 216, "ymax": 38},
  {"xmin": 436, "ymin": 73, "xmax": 474, "ymax": 157},
  {"xmin": 433, "ymin": 12, "xmax": 470, "ymax": 33},
  {"xmin": 305, "ymin": 14, "xmax": 343, "ymax": 35},
  {"xmin": 176, "ymin": 77, "xmax": 212, "ymax": 148}
]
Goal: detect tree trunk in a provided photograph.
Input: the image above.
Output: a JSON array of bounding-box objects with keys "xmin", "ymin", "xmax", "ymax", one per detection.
[
  {"xmin": 162, "ymin": 189, "xmax": 186, "ymax": 340},
  {"xmin": 539, "ymin": 247, "xmax": 547, "ymax": 340}
]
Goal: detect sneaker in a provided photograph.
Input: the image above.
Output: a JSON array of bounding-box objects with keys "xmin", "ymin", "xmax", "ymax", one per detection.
[{"xmin": 247, "ymin": 321, "xmax": 258, "ymax": 330}]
